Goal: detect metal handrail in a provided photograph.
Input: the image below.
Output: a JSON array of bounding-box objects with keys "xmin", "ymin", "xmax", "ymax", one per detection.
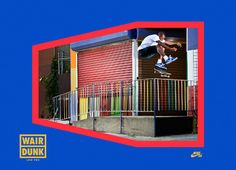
[
  {"xmin": 53, "ymin": 107, "xmax": 59, "ymax": 121},
  {"xmin": 77, "ymin": 78, "xmax": 197, "ymax": 90},
  {"xmin": 53, "ymin": 89, "xmax": 77, "ymax": 99}
]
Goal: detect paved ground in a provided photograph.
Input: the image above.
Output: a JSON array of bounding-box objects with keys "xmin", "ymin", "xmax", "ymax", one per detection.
[
  {"xmin": 106, "ymin": 133, "xmax": 197, "ymax": 141},
  {"xmin": 50, "ymin": 119, "xmax": 70, "ymax": 124}
]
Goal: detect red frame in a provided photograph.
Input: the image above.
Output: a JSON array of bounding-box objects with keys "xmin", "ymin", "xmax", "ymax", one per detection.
[{"xmin": 32, "ymin": 22, "xmax": 204, "ymax": 147}]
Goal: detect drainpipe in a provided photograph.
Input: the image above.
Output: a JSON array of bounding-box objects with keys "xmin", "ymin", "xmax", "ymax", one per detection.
[
  {"xmin": 132, "ymin": 29, "xmax": 139, "ymax": 116},
  {"xmin": 120, "ymin": 81, "xmax": 123, "ymax": 134}
]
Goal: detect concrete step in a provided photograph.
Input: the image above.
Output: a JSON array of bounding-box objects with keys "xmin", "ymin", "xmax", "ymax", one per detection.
[{"xmin": 73, "ymin": 116, "xmax": 193, "ymax": 137}]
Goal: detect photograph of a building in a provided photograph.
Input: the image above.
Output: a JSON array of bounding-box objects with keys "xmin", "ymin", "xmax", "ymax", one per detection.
[{"xmin": 39, "ymin": 27, "xmax": 199, "ymax": 139}]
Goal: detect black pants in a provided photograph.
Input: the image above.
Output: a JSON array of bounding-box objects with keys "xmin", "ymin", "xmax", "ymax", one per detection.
[{"xmin": 138, "ymin": 46, "xmax": 157, "ymax": 58}]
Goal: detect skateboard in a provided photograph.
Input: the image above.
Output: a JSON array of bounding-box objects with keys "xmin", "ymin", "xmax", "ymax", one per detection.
[{"xmin": 154, "ymin": 68, "xmax": 172, "ymax": 78}]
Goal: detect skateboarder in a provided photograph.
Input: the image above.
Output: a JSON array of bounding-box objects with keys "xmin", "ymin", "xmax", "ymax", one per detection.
[{"xmin": 138, "ymin": 32, "xmax": 182, "ymax": 70}]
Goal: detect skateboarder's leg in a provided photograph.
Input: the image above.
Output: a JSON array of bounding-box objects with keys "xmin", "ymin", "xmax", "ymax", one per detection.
[
  {"xmin": 157, "ymin": 45, "xmax": 178, "ymax": 65},
  {"xmin": 138, "ymin": 46, "xmax": 156, "ymax": 59},
  {"xmin": 156, "ymin": 45, "xmax": 165, "ymax": 61},
  {"xmin": 157, "ymin": 45, "xmax": 170, "ymax": 62},
  {"xmin": 155, "ymin": 45, "xmax": 167, "ymax": 69}
]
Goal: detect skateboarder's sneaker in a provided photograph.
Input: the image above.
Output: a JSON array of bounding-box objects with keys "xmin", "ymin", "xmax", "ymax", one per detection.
[
  {"xmin": 165, "ymin": 55, "xmax": 178, "ymax": 65},
  {"xmin": 155, "ymin": 63, "xmax": 167, "ymax": 70}
]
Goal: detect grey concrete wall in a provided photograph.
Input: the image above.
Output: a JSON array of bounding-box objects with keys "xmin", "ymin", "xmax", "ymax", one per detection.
[
  {"xmin": 73, "ymin": 116, "xmax": 155, "ymax": 137},
  {"xmin": 73, "ymin": 118, "xmax": 94, "ymax": 130},
  {"xmin": 123, "ymin": 116, "xmax": 154, "ymax": 137}
]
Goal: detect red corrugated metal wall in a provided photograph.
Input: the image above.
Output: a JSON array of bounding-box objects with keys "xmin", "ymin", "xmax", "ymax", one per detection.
[{"xmin": 77, "ymin": 40, "xmax": 132, "ymax": 88}]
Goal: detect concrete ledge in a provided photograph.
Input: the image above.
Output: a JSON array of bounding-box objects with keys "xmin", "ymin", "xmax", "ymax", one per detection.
[
  {"xmin": 123, "ymin": 116, "xmax": 154, "ymax": 137},
  {"xmin": 73, "ymin": 116, "xmax": 193, "ymax": 137},
  {"xmin": 73, "ymin": 116, "xmax": 155, "ymax": 137}
]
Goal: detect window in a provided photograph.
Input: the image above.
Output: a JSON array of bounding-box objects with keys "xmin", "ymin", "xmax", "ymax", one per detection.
[
  {"xmin": 187, "ymin": 49, "xmax": 198, "ymax": 83},
  {"xmin": 57, "ymin": 46, "xmax": 70, "ymax": 75}
]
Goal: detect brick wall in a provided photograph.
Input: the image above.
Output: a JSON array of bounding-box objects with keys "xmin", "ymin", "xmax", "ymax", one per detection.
[
  {"xmin": 77, "ymin": 40, "xmax": 132, "ymax": 88},
  {"xmin": 39, "ymin": 47, "xmax": 70, "ymax": 118},
  {"xmin": 39, "ymin": 48, "xmax": 55, "ymax": 118}
]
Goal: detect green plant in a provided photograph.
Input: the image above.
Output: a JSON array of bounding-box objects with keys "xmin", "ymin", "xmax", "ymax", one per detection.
[{"xmin": 41, "ymin": 56, "xmax": 59, "ymax": 117}]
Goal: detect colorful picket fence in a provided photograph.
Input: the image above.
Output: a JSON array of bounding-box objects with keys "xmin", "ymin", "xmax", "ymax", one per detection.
[
  {"xmin": 53, "ymin": 78, "xmax": 198, "ymax": 121},
  {"xmin": 77, "ymin": 81, "xmax": 133, "ymax": 120},
  {"xmin": 138, "ymin": 79, "xmax": 197, "ymax": 113}
]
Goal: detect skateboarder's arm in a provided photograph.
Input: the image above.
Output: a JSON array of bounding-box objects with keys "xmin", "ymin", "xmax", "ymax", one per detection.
[
  {"xmin": 157, "ymin": 40, "xmax": 177, "ymax": 51},
  {"xmin": 165, "ymin": 41, "xmax": 182, "ymax": 47}
]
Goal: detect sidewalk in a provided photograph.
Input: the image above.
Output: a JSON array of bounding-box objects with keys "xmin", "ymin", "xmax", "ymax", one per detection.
[{"xmin": 106, "ymin": 133, "xmax": 197, "ymax": 141}]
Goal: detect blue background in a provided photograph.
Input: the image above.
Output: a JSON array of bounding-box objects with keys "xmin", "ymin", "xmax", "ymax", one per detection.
[{"xmin": 1, "ymin": 0, "xmax": 236, "ymax": 169}]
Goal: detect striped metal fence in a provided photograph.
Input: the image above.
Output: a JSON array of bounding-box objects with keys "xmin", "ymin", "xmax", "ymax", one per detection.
[
  {"xmin": 78, "ymin": 80, "xmax": 134, "ymax": 120},
  {"xmin": 52, "ymin": 90, "xmax": 78, "ymax": 122},
  {"xmin": 138, "ymin": 79, "xmax": 198, "ymax": 114},
  {"xmin": 52, "ymin": 78, "xmax": 198, "ymax": 122}
]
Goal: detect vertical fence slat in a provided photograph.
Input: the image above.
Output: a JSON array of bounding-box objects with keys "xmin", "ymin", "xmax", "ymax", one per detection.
[
  {"xmin": 147, "ymin": 80, "xmax": 149, "ymax": 111},
  {"xmin": 153, "ymin": 78, "xmax": 157, "ymax": 137},
  {"xmin": 168, "ymin": 80, "xmax": 170, "ymax": 111},
  {"xmin": 140, "ymin": 80, "xmax": 142, "ymax": 111},
  {"xmin": 150, "ymin": 79, "xmax": 152, "ymax": 111},
  {"xmin": 174, "ymin": 80, "xmax": 176, "ymax": 111},
  {"xmin": 120, "ymin": 81, "xmax": 123, "ymax": 134},
  {"xmin": 92, "ymin": 84, "xmax": 95, "ymax": 130},
  {"xmin": 172, "ymin": 80, "xmax": 174, "ymax": 111},
  {"xmin": 193, "ymin": 82, "xmax": 196, "ymax": 111},
  {"xmin": 164, "ymin": 80, "xmax": 166, "ymax": 111},
  {"xmin": 144, "ymin": 80, "xmax": 146, "ymax": 111},
  {"xmin": 157, "ymin": 79, "xmax": 160, "ymax": 112}
]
